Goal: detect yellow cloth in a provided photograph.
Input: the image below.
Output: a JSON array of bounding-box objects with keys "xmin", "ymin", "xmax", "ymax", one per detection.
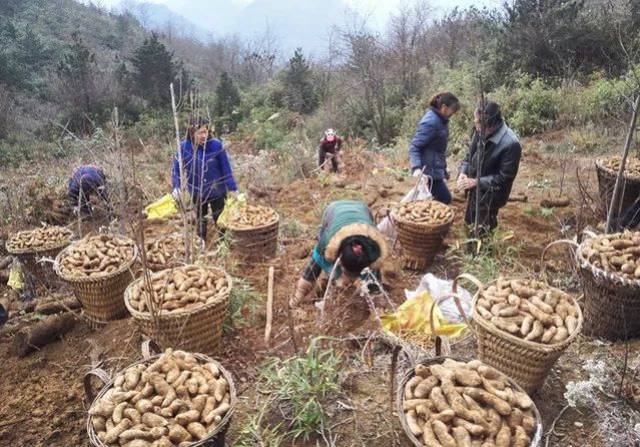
[
  {"xmin": 145, "ymin": 194, "xmax": 178, "ymax": 219},
  {"xmin": 381, "ymin": 291, "xmax": 467, "ymax": 339},
  {"xmin": 217, "ymin": 193, "xmax": 246, "ymax": 229},
  {"xmin": 8, "ymin": 264, "xmax": 24, "ymax": 291}
]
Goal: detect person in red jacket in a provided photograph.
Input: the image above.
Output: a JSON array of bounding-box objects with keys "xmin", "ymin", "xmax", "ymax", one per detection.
[{"xmin": 318, "ymin": 128, "xmax": 343, "ymax": 173}]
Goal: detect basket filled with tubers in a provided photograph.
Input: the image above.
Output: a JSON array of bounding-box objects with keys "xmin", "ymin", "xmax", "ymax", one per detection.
[
  {"xmin": 576, "ymin": 231, "xmax": 640, "ymax": 340},
  {"xmin": 86, "ymin": 347, "xmax": 236, "ymax": 447},
  {"xmin": 469, "ymin": 276, "xmax": 582, "ymax": 393},
  {"xmin": 144, "ymin": 233, "xmax": 202, "ymax": 272},
  {"xmin": 6, "ymin": 224, "xmax": 74, "ymax": 284},
  {"xmin": 391, "ymin": 200, "xmax": 454, "ymax": 270},
  {"xmin": 124, "ymin": 265, "xmax": 232, "ymax": 354},
  {"xmin": 222, "ymin": 204, "xmax": 279, "ymax": 262},
  {"xmin": 595, "ymin": 156, "xmax": 640, "ymax": 217},
  {"xmin": 55, "ymin": 233, "xmax": 136, "ymax": 324},
  {"xmin": 398, "ymin": 356, "xmax": 542, "ymax": 447}
]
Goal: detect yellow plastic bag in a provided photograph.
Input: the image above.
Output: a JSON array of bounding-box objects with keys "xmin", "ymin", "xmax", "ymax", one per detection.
[
  {"xmin": 145, "ymin": 194, "xmax": 178, "ymax": 220},
  {"xmin": 8, "ymin": 263, "xmax": 24, "ymax": 291},
  {"xmin": 217, "ymin": 193, "xmax": 246, "ymax": 229},
  {"xmin": 380, "ymin": 291, "xmax": 467, "ymax": 339}
]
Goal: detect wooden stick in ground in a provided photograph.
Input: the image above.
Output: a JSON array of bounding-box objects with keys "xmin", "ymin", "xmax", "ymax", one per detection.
[
  {"xmin": 264, "ymin": 266, "xmax": 275, "ymax": 345},
  {"xmin": 11, "ymin": 312, "xmax": 77, "ymax": 357},
  {"xmin": 606, "ymin": 95, "xmax": 640, "ymax": 233}
]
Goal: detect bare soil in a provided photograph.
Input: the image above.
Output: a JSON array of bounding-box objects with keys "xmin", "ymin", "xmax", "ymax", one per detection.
[{"xmin": 0, "ymin": 136, "xmax": 636, "ymax": 446}]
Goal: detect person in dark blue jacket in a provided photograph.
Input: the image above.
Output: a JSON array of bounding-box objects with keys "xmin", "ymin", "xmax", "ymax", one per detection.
[
  {"xmin": 68, "ymin": 165, "xmax": 112, "ymax": 217},
  {"xmin": 408, "ymin": 92, "xmax": 460, "ymax": 204},
  {"xmin": 172, "ymin": 118, "xmax": 238, "ymax": 240}
]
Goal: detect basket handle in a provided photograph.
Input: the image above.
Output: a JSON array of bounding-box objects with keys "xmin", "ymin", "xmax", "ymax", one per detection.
[
  {"xmin": 540, "ymin": 239, "xmax": 579, "ymax": 283},
  {"xmin": 141, "ymin": 339, "xmax": 162, "ymax": 360},
  {"xmin": 452, "ymin": 273, "xmax": 483, "ymax": 295},
  {"xmin": 84, "ymin": 367, "xmax": 110, "ymax": 404},
  {"xmin": 428, "ymin": 293, "xmax": 472, "ymax": 357}
]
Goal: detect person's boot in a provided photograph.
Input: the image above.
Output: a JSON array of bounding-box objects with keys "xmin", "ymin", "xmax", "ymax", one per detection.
[{"xmin": 290, "ymin": 278, "xmax": 314, "ymax": 308}]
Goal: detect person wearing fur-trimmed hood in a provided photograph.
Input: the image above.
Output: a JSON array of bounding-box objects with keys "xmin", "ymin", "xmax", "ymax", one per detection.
[{"xmin": 290, "ymin": 200, "xmax": 389, "ymax": 307}]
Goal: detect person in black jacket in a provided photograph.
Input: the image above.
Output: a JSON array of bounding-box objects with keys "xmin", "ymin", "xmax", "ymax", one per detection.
[{"xmin": 457, "ymin": 101, "xmax": 522, "ymax": 236}]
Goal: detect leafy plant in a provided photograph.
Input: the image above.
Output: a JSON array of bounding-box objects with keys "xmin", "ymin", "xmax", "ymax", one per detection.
[
  {"xmin": 225, "ymin": 277, "xmax": 261, "ymax": 332},
  {"xmin": 259, "ymin": 341, "xmax": 342, "ymax": 441}
]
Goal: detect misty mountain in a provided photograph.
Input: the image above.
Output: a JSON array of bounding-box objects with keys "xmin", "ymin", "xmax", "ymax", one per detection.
[{"xmin": 128, "ymin": 0, "xmax": 358, "ymax": 56}]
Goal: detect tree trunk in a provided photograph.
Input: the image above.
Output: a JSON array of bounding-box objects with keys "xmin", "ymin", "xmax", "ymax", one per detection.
[{"xmin": 11, "ymin": 313, "xmax": 77, "ymax": 357}]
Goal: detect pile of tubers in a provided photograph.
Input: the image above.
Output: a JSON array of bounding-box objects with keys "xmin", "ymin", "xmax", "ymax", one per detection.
[
  {"xmin": 144, "ymin": 233, "xmax": 198, "ymax": 268},
  {"xmin": 224, "ymin": 204, "xmax": 278, "ymax": 230},
  {"xmin": 58, "ymin": 234, "xmax": 135, "ymax": 279},
  {"xmin": 6, "ymin": 225, "xmax": 73, "ymax": 252},
  {"xmin": 474, "ymin": 278, "xmax": 579, "ymax": 345},
  {"xmin": 579, "ymin": 231, "xmax": 640, "ymax": 280},
  {"xmin": 127, "ymin": 265, "xmax": 230, "ymax": 314},
  {"xmin": 394, "ymin": 201, "xmax": 453, "ymax": 225},
  {"xmin": 402, "ymin": 358, "xmax": 537, "ymax": 447},
  {"xmin": 89, "ymin": 349, "xmax": 232, "ymax": 447},
  {"xmin": 598, "ymin": 156, "xmax": 640, "ymax": 178}
]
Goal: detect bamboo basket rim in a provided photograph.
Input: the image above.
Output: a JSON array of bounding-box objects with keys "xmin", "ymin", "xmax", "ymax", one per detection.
[
  {"xmin": 396, "ymin": 356, "xmax": 543, "ymax": 447},
  {"xmin": 86, "ymin": 351, "xmax": 236, "ymax": 447},
  {"xmin": 6, "ymin": 236, "xmax": 72, "ymax": 255},
  {"xmin": 471, "ymin": 277, "xmax": 583, "ymax": 353},
  {"xmin": 124, "ymin": 265, "xmax": 232, "ymax": 320},
  {"xmin": 54, "ymin": 236, "xmax": 137, "ymax": 284},
  {"xmin": 575, "ymin": 234, "xmax": 640, "ymax": 289},
  {"xmin": 595, "ymin": 159, "xmax": 640, "ymax": 183},
  {"xmin": 223, "ymin": 210, "xmax": 280, "ymax": 232}
]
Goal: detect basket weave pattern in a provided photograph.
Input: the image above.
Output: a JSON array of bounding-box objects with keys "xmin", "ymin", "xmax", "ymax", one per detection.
[
  {"xmin": 227, "ymin": 218, "xmax": 279, "ymax": 262},
  {"xmin": 392, "ymin": 213, "xmax": 453, "ymax": 270},
  {"xmin": 577, "ymin": 246, "xmax": 640, "ymax": 341},
  {"xmin": 472, "ymin": 280, "xmax": 582, "ymax": 393},
  {"xmin": 86, "ymin": 352, "xmax": 236, "ymax": 447},
  {"xmin": 55, "ymin": 243, "xmax": 136, "ymax": 322},
  {"xmin": 124, "ymin": 267, "xmax": 232, "ymax": 355},
  {"xmin": 595, "ymin": 162, "xmax": 640, "ymax": 217},
  {"xmin": 396, "ymin": 356, "xmax": 543, "ymax": 447}
]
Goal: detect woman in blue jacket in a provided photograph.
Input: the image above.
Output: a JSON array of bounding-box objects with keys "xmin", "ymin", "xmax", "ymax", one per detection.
[
  {"xmin": 172, "ymin": 119, "xmax": 238, "ymax": 240},
  {"xmin": 408, "ymin": 92, "xmax": 460, "ymax": 204}
]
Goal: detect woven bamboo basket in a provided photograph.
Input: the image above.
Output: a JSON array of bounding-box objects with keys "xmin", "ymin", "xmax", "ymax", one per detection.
[
  {"xmin": 575, "ymin": 235, "xmax": 640, "ymax": 340},
  {"xmin": 397, "ymin": 356, "xmax": 543, "ymax": 447},
  {"xmin": 226, "ymin": 216, "xmax": 279, "ymax": 262},
  {"xmin": 468, "ymin": 275, "xmax": 582, "ymax": 393},
  {"xmin": 391, "ymin": 204, "xmax": 453, "ymax": 270},
  {"xmin": 7, "ymin": 240, "xmax": 71, "ymax": 286},
  {"xmin": 85, "ymin": 344, "xmax": 236, "ymax": 447},
  {"xmin": 124, "ymin": 266, "xmax": 232, "ymax": 355},
  {"xmin": 595, "ymin": 160, "xmax": 640, "ymax": 218},
  {"xmin": 54, "ymin": 239, "xmax": 136, "ymax": 325}
]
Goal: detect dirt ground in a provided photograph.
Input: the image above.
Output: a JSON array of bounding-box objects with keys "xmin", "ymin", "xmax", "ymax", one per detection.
[{"xmin": 0, "ymin": 135, "xmax": 638, "ymax": 447}]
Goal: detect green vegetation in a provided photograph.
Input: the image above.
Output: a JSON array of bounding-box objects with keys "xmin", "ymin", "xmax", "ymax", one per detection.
[{"xmin": 237, "ymin": 341, "xmax": 342, "ymax": 444}]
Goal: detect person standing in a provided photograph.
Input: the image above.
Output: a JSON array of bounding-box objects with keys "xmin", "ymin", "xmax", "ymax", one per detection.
[
  {"xmin": 318, "ymin": 128, "xmax": 343, "ymax": 173},
  {"xmin": 409, "ymin": 92, "xmax": 460, "ymax": 204},
  {"xmin": 457, "ymin": 101, "xmax": 522, "ymax": 236},
  {"xmin": 172, "ymin": 118, "xmax": 238, "ymax": 240}
]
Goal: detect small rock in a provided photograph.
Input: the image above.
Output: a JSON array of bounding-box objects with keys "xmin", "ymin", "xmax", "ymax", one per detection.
[{"xmin": 574, "ymin": 422, "xmax": 583, "ymax": 428}]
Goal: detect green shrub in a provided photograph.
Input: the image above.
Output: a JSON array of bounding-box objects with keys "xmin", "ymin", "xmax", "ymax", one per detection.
[{"xmin": 492, "ymin": 75, "xmax": 557, "ymax": 136}]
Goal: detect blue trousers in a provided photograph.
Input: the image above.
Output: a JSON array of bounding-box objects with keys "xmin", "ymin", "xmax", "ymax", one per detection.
[{"xmin": 431, "ymin": 179, "xmax": 452, "ymax": 205}]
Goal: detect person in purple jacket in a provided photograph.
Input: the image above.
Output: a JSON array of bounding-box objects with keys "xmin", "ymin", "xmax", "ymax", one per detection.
[
  {"xmin": 408, "ymin": 92, "xmax": 460, "ymax": 204},
  {"xmin": 68, "ymin": 165, "xmax": 112, "ymax": 217},
  {"xmin": 172, "ymin": 118, "xmax": 238, "ymax": 240}
]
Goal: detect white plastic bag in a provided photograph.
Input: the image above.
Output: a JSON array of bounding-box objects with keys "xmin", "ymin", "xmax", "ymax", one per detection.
[
  {"xmin": 377, "ymin": 175, "xmax": 432, "ymax": 239},
  {"xmin": 404, "ymin": 273, "xmax": 472, "ymax": 323}
]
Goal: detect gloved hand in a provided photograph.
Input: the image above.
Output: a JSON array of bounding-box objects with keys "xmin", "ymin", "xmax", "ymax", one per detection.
[
  {"xmin": 412, "ymin": 168, "xmax": 423, "ymax": 178},
  {"xmin": 172, "ymin": 188, "xmax": 191, "ymax": 205}
]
